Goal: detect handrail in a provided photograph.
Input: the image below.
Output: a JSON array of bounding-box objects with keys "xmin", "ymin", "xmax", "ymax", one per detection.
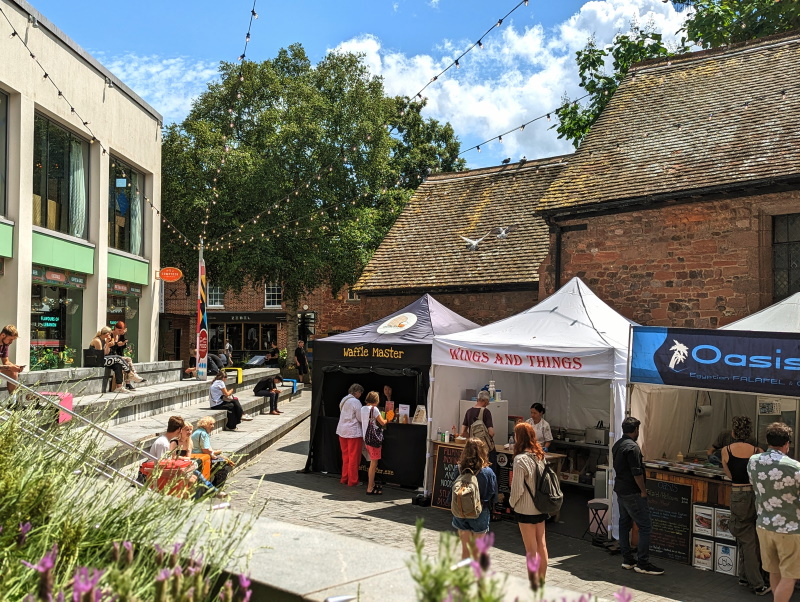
[
  {"xmin": 0, "ymin": 372, "xmax": 159, "ymax": 463},
  {"xmin": 0, "ymin": 408, "xmax": 141, "ymax": 486}
]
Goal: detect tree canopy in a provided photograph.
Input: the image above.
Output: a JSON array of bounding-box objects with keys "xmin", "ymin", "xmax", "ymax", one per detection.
[
  {"xmin": 554, "ymin": 0, "xmax": 800, "ymax": 146},
  {"xmin": 161, "ymin": 44, "xmax": 464, "ymax": 300}
]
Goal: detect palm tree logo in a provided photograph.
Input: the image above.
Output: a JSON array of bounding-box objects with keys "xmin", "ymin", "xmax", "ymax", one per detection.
[{"xmin": 669, "ymin": 340, "xmax": 689, "ymax": 370}]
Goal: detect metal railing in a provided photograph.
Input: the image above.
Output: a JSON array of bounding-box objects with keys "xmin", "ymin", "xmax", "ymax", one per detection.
[{"xmin": 0, "ymin": 372, "xmax": 158, "ymax": 485}]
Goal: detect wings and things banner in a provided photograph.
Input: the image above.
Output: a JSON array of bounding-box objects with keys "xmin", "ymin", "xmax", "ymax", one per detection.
[
  {"xmin": 196, "ymin": 252, "xmax": 208, "ymax": 381},
  {"xmin": 630, "ymin": 326, "xmax": 800, "ymax": 396}
]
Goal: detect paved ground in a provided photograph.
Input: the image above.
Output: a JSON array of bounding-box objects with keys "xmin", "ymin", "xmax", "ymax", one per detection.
[{"xmin": 229, "ymin": 400, "xmax": 757, "ymax": 602}]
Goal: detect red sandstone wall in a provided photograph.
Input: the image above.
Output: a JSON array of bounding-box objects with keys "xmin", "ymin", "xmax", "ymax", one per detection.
[{"xmin": 539, "ymin": 191, "xmax": 798, "ymax": 327}]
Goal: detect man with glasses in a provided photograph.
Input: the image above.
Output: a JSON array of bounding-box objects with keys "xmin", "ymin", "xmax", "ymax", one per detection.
[{"xmin": 748, "ymin": 422, "xmax": 800, "ymax": 602}]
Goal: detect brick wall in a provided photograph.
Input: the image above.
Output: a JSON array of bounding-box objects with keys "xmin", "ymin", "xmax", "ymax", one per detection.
[
  {"xmin": 160, "ymin": 282, "xmax": 364, "ymax": 361},
  {"xmin": 361, "ymin": 289, "xmax": 539, "ymax": 326},
  {"xmin": 539, "ymin": 190, "xmax": 799, "ymax": 327}
]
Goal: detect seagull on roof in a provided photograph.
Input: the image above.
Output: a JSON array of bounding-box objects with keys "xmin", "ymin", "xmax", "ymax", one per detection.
[
  {"xmin": 459, "ymin": 233, "xmax": 489, "ymax": 251},
  {"xmin": 501, "ymin": 157, "xmax": 511, "ymax": 164},
  {"xmin": 492, "ymin": 225, "xmax": 519, "ymax": 239},
  {"xmin": 519, "ymin": 156, "xmax": 527, "ymax": 166}
]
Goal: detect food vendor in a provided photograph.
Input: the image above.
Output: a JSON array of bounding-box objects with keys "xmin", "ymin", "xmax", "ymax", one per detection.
[{"xmin": 526, "ymin": 403, "xmax": 553, "ymax": 452}]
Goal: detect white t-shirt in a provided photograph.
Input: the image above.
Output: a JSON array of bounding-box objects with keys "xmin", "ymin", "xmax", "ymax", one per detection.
[
  {"xmin": 210, "ymin": 380, "xmax": 226, "ymax": 406},
  {"xmin": 150, "ymin": 435, "xmax": 171, "ymax": 458},
  {"xmin": 361, "ymin": 405, "xmax": 381, "ymax": 439},
  {"xmin": 526, "ymin": 417, "xmax": 553, "ymax": 445},
  {"xmin": 335, "ymin": 394, "xmax": 363, "ymax": 439}
]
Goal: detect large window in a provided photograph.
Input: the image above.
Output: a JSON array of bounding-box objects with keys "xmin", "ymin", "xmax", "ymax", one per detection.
[
  {"xmin": 0, "ymin": 91, "xmax": 7, "ymax": 215},
  {"xmin": 264, "ymin": 284, "xmax": 282, "ymax": 308},
  {"xmin": 32, "ymin": 115, "xmax": 89, "ymax": 238},
  {"xmin": 208, "ymin": 286, "xmax": 224, "ymax": 307},
  {"xmin": 774, "ymin": 214, "xmax": 800, "ymax": 301},
  {"xmin": 109, "ymin": 157, "xmax": 145, "ymax": 255}
]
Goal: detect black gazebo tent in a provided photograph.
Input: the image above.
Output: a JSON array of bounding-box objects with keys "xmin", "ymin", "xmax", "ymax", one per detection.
[{"xmin": 304, "ymin": 294, "xmax": 477, "ymax": 487}]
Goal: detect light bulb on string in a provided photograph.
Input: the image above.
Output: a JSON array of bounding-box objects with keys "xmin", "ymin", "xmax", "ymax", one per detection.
[
  {"xmin": 246, "ymin": 32, "xmax": 251, "ymax": 42},
  {"xmin": 497, "ymin": 19, "xmax": 503, "ymax": 27},
  {"xmin": 477, "ymin": 145, "xmax": 481, "ymax": 152},
  {"xmin": 251, "ymin": 9, "xmax": 258, "ymax": 18},
  {"xmin": 477, "ymin": 40, "xmax": 483, "ymax": 49}
]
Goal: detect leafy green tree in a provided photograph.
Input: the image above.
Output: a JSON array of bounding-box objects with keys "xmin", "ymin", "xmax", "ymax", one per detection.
[
  {"xmin": 162, "ymin": 44, "xmax": 464, "ymax": 306},
  {"xmin": 555, "ymin": 1, "xmax": 800, "ymax": 146}
]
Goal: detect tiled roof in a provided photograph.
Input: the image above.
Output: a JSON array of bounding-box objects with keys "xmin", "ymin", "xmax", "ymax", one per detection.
[
  {"xmin": 355, "ymin": 157, "xmax": 568, "ymax": 294},
  {"xmin": 538, "ymin": 32, "xmax": 800, "ymax": 214}
]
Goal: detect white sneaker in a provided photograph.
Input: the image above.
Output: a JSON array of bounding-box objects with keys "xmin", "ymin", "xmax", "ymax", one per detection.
[
  {"xmin": 130, "ymin": 374, "xmax": 145, "ymax": 383},
  {"xmin": 241, "ymin": 413, "xmax": 254, "ymax": 421}
]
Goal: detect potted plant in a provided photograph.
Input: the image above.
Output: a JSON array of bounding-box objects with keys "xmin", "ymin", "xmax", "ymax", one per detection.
[{"xmin": 59, "ymin": 347, "xmax": 76, "ymax": 365}]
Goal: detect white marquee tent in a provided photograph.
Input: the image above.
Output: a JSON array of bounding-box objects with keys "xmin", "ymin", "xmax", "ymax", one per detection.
[{"xmin": 428, "ymin": 278, "xmax": 636, "ymax": 534}]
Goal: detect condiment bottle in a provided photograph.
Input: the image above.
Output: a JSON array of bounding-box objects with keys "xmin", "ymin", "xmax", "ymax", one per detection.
[{"xmin": 676, "ymin": 451, "xmax": 684, "ymax": 463}]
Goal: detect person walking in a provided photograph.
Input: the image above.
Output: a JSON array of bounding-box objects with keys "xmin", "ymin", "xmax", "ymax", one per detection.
[
  {"xmin": 294, "ymin": 340, "xmax": 309, "ymax": 384},
  {"xmin": 721, "ymin": 416, "xmax": 769, "ymax": 596},
  {"xmin": 336, "ymin": 383, "xmax": 364, "ymax": 487},
  {"xmin": 452, "ymin": 437, "xmax": 497, "ymax": 560},
  {"xmin": 509, "ymin": 421, "xmax": 549, "ymax": 585},
  {"xmin": 0, "ymin": 325, "xmax": 22, "ymax": 395},
  {"xmin": 361, "ymin": 391, "xmax": 387, "ymax": 495},
  {"xmin": 748, "ymin": 422, "xmax": 800, "ymax": 602},
  {"xmin": 612, "ymin": 416, "xmax": 664, "ymax": 575}
]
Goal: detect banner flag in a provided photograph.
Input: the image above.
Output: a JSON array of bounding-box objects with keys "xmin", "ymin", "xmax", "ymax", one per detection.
[{"xmin": 196, "ymin": 254, "xmax": 208, "ymax": 380}]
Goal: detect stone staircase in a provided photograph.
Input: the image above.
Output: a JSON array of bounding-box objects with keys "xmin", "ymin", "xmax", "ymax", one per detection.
[{"xmin": 5, "ymin": 362, "xmax": 310, "ymax": 475}]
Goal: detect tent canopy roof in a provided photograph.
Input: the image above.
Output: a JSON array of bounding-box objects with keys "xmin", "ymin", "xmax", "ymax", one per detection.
[
  {"xmin": 317, "ymin": 294, "xmax": 478, "ymax": 347},
  {"xmin": 720, "ymin": 292, "xmax": 800, "ymax": 333},
  {"xmin": 432, "ymin": 278, "xmax": 635, "ymax": 379}
]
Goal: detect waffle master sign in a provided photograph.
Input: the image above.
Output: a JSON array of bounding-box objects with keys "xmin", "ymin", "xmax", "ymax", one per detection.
[{"xmin": 630, "ymin": 326, "xmax": 800, "ymax": 396}]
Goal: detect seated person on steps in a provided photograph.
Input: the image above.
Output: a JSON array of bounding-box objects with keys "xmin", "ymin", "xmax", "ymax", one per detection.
[{"xmin": 253, "ymin": 374, "xmax": 284, "ymax": 415}]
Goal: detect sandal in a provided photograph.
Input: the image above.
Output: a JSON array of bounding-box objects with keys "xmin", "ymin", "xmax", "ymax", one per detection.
[{"xmin": 366, "ymin": 489, "xmax": 382, "ymax": 495}]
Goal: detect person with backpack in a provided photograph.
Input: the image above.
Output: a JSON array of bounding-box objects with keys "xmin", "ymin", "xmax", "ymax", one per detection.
[
  {"xmin": 459, "ymin": 391, "xmax": 495, "ymax": 460},
  {"xmin": 451, "ymin": 438, "xmax": 497, "ymax": 560},
  {"xmin": 509, "ymin": 421, "xmax": 551, "ymax": 586},
  {"xmin": 360, "ymin": 391, "xmax": 387, "ymax": 495}
]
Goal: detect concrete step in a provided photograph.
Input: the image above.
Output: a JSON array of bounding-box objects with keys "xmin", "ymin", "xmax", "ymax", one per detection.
[
  {"xmin": 104, "ymin": 388, "xmax": 310, "ymax": 472},
  {"xmin": 63, "ymin": 367, "xmax": 286, "ymax": 426}
]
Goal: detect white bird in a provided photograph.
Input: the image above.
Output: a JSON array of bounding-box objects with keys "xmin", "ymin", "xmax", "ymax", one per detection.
[
  {"xmin": 492, "ymin": 225, "xmax": 519, "ymax": 239},
  {"xmin": 459, "ymin": 233, "xmax": 489, "ymax": 251}
]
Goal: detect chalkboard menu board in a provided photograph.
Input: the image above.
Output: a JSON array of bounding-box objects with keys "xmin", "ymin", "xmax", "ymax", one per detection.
[
  {"xmin": 431, "ymin": 444, "xmax": 462, "ymax": 510},
  {"xmin": 646, "ymin": 479, "xmax": 693, "ymax": 564}
]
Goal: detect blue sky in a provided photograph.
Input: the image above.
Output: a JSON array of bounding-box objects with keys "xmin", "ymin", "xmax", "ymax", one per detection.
[{"xmin": 30, "ymin": 0, "xmax": 687, "ymax": 168}]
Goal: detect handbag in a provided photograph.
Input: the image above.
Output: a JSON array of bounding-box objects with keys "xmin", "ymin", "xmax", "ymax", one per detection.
[
  {"xmin": 364, "ymin": 406, "xmax": 384, "ymax": 448},
  {"xmin": 83, "ymin": 347, "xmax": 105, "ymax": 368}
]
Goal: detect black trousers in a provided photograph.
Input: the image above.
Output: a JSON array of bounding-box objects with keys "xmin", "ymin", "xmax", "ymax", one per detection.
[
  {"xmin": 256, "ymin": 391, "xmax": 278, "ymax": 412},
  {"xmin": 216, "ymin": 398, "xmax": 243, "ymax": 429}
]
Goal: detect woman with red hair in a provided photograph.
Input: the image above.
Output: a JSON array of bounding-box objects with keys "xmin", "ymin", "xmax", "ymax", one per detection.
[{"xmin": 509, "ymin": 421, "xmax": 548, "ymax": 585}]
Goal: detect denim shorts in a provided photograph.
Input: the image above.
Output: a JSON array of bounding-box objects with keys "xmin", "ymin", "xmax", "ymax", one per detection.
[{"xmin": 452, "ymin": 506, "xmax": 491, "ymax": 534}]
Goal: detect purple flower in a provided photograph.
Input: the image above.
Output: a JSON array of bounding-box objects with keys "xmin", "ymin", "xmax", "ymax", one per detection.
[
  {"xmin": 526, "ymin": 553, "xmax": 541, "ymax": 574},
  {"xmin": 18, "ymin": 521, "xmax": 32, "ymax": 546},
  {"xmin": 122, "ymin": 541, "xmax": 134, "ymax": 566},
  {"xmin": 21, "ymin": 544, "xmax": 58, "ymax": 572},
  {"xmin": 475, "ymin": 532, "xmax": 495, "ymax": 555},
  {"xmin": 173, "ymin": 565, "xmax": 183, "ymax": 577},
  {"xmin": 578, "ymin": 595, "xmax": 593, "ymax": 602},
  {"xmin": 112, "ymin": 542, "xmax": 120, "ymax": 563},
  {"xmin": 470, "ymin": 559, "xmax": 482, "ymax": 579},
  {"xmin": 73, "ymin": 567, "xmax": 104, "ymax": 599},
  {"xmin": 170, "ymin": 542, "xmax": 183, "ymax": 568},
  {"xmin": 154, "ymin": 543, "xmax": 165, "ymax": 565},
  {"xmin": 613, "ymin": 587, "xmax": 633, "ymax": 602},
  {"xmin": 156, "ymin": 568, "xmax": 172, "ymax": 582},
  {"xmin": 238, "ymin": 574, "xmax": 251, "ymax": 590}
]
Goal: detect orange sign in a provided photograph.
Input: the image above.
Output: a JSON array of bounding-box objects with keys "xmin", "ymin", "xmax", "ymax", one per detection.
[{"xmin": 158, "ymin": 267, "xmax": 183, "ymax": 282}]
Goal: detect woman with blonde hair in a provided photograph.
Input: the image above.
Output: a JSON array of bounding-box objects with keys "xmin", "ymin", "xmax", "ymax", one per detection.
[
  {"xmin": 191, "ymin": 416, "xmax": 230, "ymax": 488},
  {"xmin": 452, "ymin": 438, "xmax": 497, "ymax": 560},
  {"xmin": 360, "ymin": 391, "xmax": 387, "ymax": 495},
  {"xmin": 510, "ymin": 421, "xmax": 548, "ymax": 585},
  {"xmin": 89, "ymin": 327, "xmax": 131, "ymax": 394}
]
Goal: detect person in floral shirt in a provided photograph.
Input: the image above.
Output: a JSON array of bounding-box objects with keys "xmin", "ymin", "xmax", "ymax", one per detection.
[{"xmin": 747, "ymin": 422, "xmax": 800, "ymax": 602}]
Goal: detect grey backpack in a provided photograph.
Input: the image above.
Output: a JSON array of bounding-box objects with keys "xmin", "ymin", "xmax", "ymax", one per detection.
[
  {"xmin": 451, "ymin": 468, "xmax": 482, "ymax": 519},
  {"xmin": 469, "ymin": 407, "xmax": 495, "ymax": 452}
]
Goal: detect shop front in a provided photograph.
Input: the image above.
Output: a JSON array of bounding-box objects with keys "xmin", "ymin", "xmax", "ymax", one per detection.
[
  {"xmin": 207, "ymin": 311, "xmax": 286, "ymax": 357},
  {"xmin": 106, "ymin": 280, "xmax": 142, "ymax": 361},
  {"xmin": 30, "ymin": 265, "xmax": 86, "ymax": 370},
  {"xmin": 629, "ymin": 298, "xmax": 800, "ymax": 572}
]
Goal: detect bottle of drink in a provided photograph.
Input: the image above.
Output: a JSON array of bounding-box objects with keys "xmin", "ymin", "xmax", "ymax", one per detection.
[
  {"xmin": 436, "ymin": 426, "xmax": 442, "ymax": 442},
  {"xmin": 488, "ymin": 380, "xmax": 496, "ymax": 401}
]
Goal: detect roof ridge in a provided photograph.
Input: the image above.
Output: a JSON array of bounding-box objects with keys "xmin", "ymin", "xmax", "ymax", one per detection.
[
  {"xmin": 634, "ymin": 29, "xmax": 800, "ymax": 73},
  {"xmin": 426, "ymin": 154, "xmax": 570, "ymax": 183}
]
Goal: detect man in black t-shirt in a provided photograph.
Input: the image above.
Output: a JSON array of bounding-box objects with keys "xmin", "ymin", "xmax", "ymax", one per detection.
[
  {"xmin": 294, "ymin": 340, "xmax": 308, "ymax": 384},
  {"xmin": 267, "ymin": 341, "xmax": 280, "ymax": 367}
]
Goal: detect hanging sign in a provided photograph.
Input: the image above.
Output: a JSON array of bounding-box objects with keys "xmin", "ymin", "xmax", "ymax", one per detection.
[
  {"xmin": 157, "ymin": 267, "xmax": 183, "ymax": 282},
  {"xmin": 196, "ymin": 257, "xmax": 208, "ymax": 380},
  {"xmin": 630, "ymin": 326, "xmax": 800, "ymax": 396}
]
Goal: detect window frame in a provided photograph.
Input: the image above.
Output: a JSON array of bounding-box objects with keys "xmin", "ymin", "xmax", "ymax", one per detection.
[
  {"xmin": 0, "ymin": 90, "xmax": 7, "ymax": 216},
  {"xmin": 108, "ymin": 155, "xmax": 145, "ymax": 256},
  {"xmin": 32, "ymin": 113, "xmax": 90, "ymax": 239},
  {"xmin": 264, "ymin": 284, "xmax": 282, "ymax": 309},
  {"xmin": 772, "ymin": 213, "xmax": 800, "ymax": 302},
  {"xmin": 207, "ymin": 285, "xmax": 225, "ymax": 308},
  {"xmin": 347, "ymin": 289, "xmax": 360, "ymax": 302}
]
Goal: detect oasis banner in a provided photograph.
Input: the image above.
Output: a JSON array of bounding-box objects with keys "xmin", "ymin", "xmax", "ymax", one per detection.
[{"xmin": 630, "ymin": 326, "xmax": 800, "ymax": 396}]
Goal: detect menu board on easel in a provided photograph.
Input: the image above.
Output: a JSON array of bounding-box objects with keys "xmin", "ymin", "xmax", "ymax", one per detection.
[
  {"xmin": 431, "ymin": 444, "xmax": 462, "ymax": 510},
  {"xmin": 646, "ymin": 479, "xmax": 693, "ymax": 564}
]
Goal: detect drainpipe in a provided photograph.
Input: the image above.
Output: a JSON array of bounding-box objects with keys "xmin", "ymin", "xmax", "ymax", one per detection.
[{"xmin": 551, "ymin": 221, "xmax": 563, "ymax": 291}]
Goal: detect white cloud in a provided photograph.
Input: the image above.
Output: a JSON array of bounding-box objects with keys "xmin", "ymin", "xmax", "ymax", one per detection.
[
  {"xmin": 332, "ymin": 0, "xmax": 687, "ymax": 167},
  {"xmin": 94, "ymin": 52, "xmax": 220, "ymax": 125}
]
